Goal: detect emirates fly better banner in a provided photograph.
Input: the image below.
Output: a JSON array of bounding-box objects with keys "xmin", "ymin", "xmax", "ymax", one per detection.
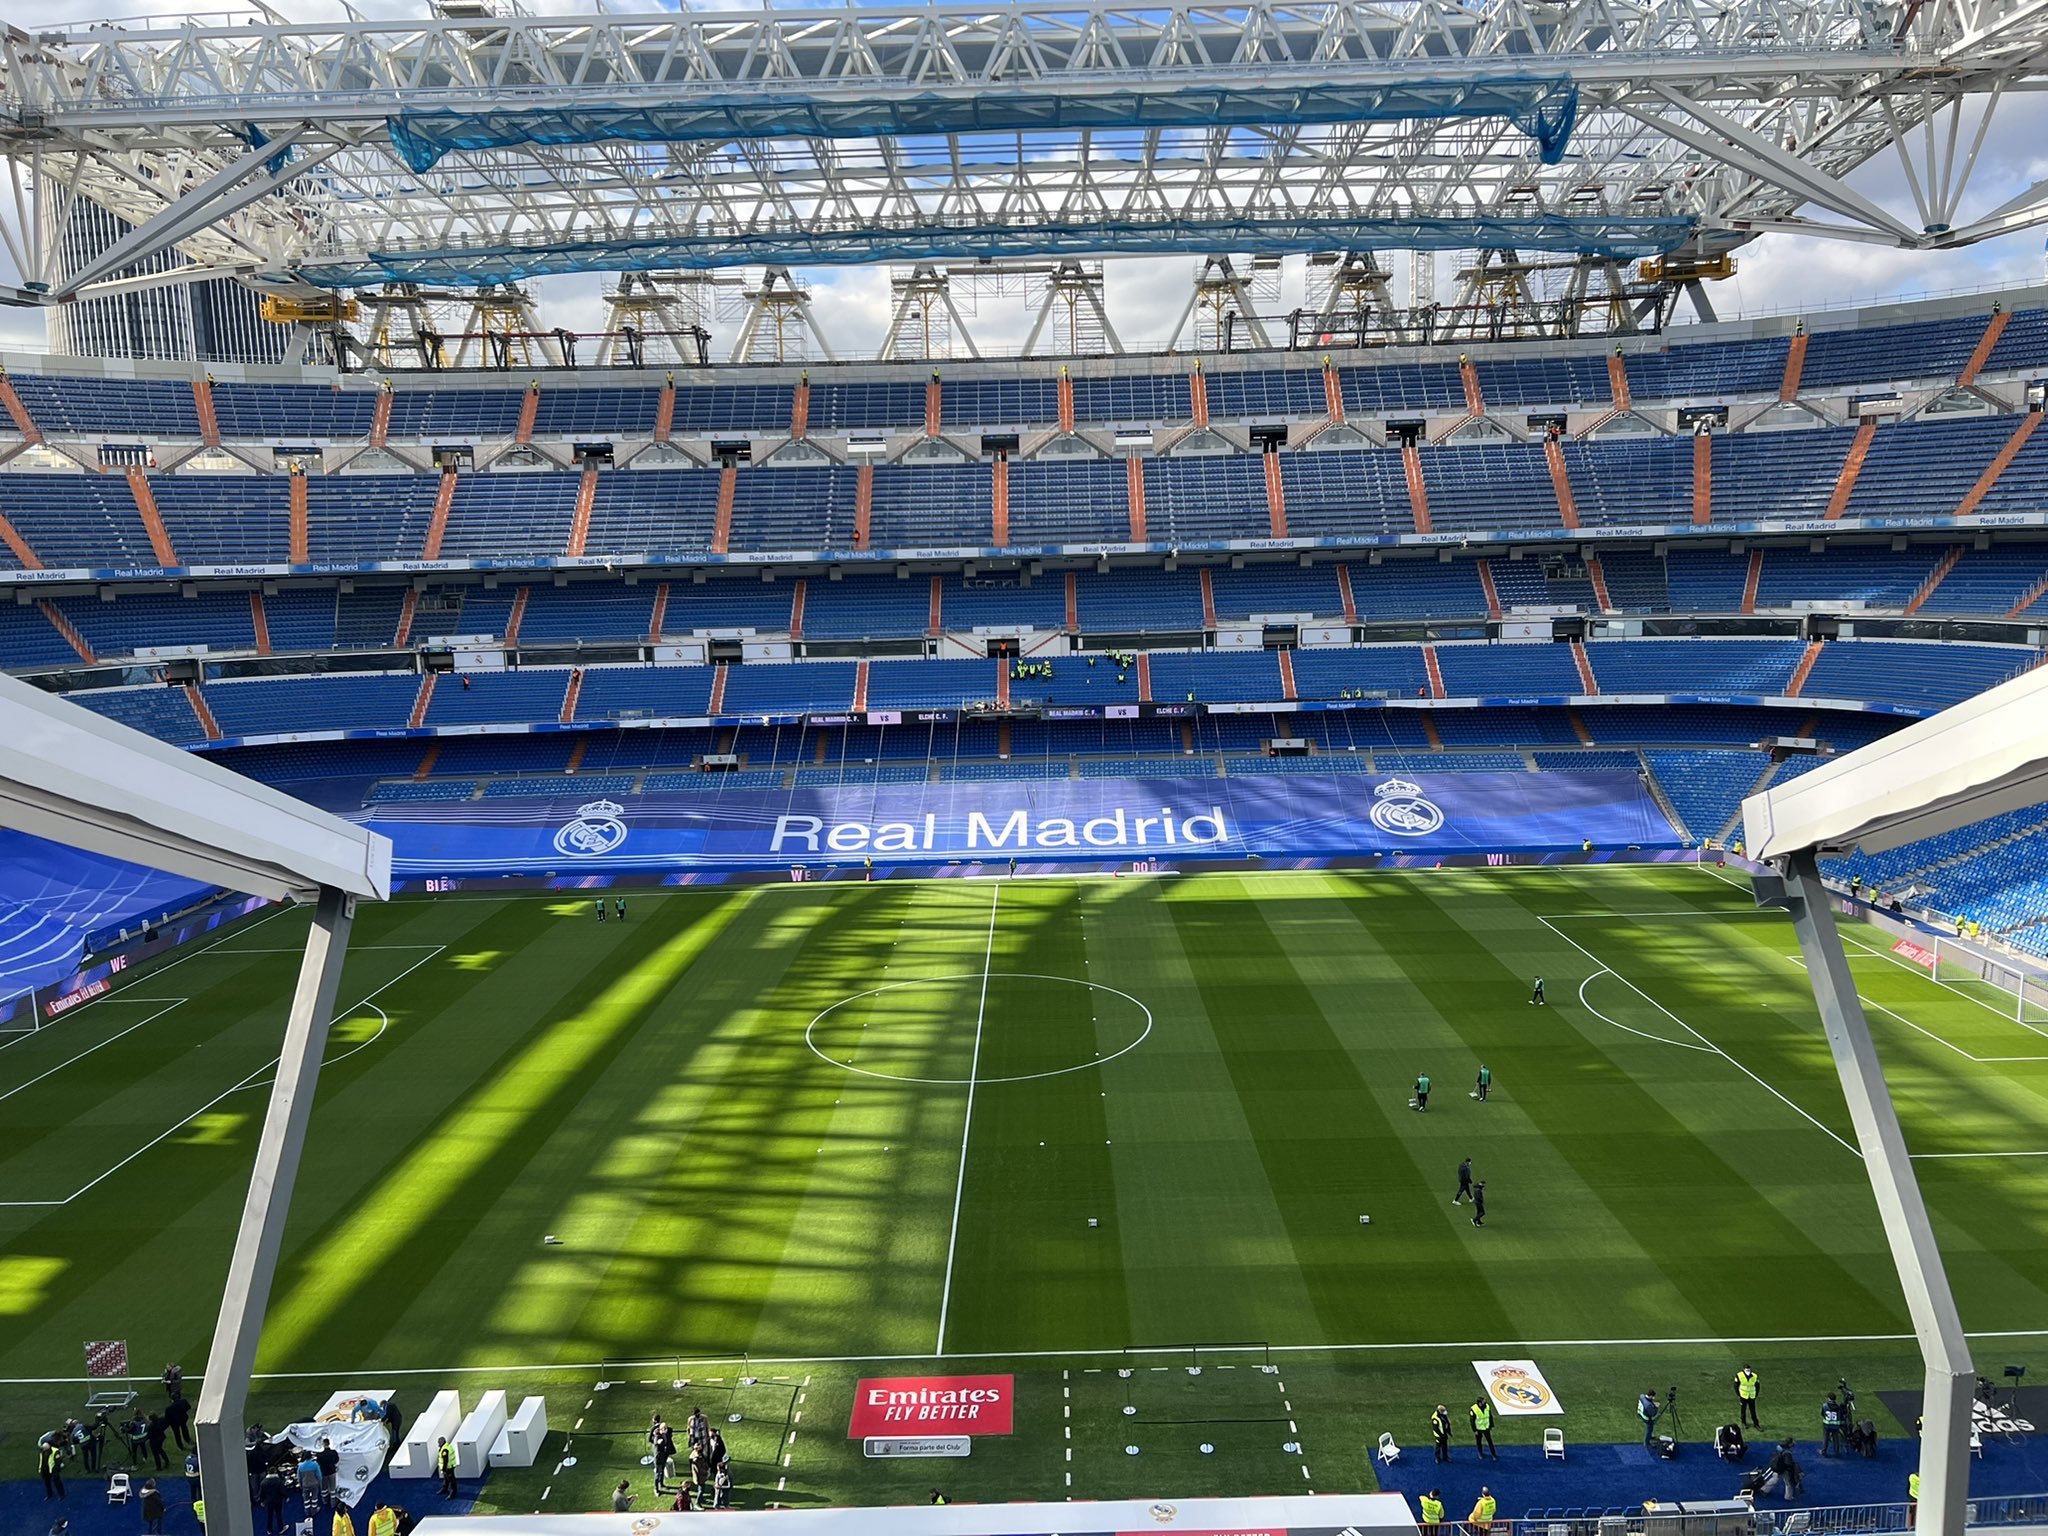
[{"xmin": 848, "ymin": 1375, "xmax": 1016, "ymax": 1439}]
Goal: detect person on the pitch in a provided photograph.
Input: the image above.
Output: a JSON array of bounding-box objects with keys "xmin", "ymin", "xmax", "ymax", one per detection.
[
  {"xmin": 1735, "ymin": 1366, "xmax": 1762, "ymax": 1429},
  {"xmin": 436, "ymin": 1437, "xmax": 457, "ymax": 1498},
  {"xmin": 1413, "ymin": 1073, "xmax": 1431, "ymax": 1111},
  {"xmin": 1431, "ymin": 1404, "xmax": 1452, "ymax": 1463},
  {"xmin": 1470, "ymin": 1181, "xmax": 1487, "ymax": 1228},
  {"xmin": 595, "ymin": 897, "xmax": 606, "ymax": 923},
  {"xmin": 1469, "ymin": 1396, "xmax": 1498, "ymax": 1460},
  {"xmin": 1453, "ymin": 1157, "xmax": 1474, "ymax": 1206},
  {"xmin": 1475, "ymin": 1064, "xmax": 1492, "ymax": 1101},
  {"xmin": 615, "ymin": 898, "xmax": 626, "ymax": 922},
  {"xmin": 1529, "ymin": 975, "xmax": 1546, "ymax": 1005},
  {"xmin": 1638, "ymin": 1388, "xmax": 1661, "ymax": 1447}
]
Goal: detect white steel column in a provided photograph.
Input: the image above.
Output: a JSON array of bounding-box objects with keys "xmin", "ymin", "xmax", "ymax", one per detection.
[
  {"xmin": 194, "ymin": 885, "xmax": 356, "ymax": 1536},
  {"xmin": 1770, "ymin": 852, "xmax": 1974, "ymax": 1536}
]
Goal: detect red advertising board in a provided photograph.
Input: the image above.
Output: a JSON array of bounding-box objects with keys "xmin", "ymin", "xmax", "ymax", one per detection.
[
  {"xmin": 847, "ymin": 1375, "xmax": 1014, "ymax": 1437},
  {"xmin": 1893, "ymin": 938, "xmax": 1939, "ymax": 970}
]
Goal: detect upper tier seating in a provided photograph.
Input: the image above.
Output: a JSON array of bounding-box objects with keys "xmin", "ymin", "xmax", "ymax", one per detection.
[
  {"xmin": 9, "ymin": 539, "xmax": 2048, "ymax": 671},
  {"xmin": 5, "ymin": 307, "xmax": 2042, "ymax": 449},
  {"xmin": 8, "ymin": 401, "xmax": 2048, "ymax": 574}
]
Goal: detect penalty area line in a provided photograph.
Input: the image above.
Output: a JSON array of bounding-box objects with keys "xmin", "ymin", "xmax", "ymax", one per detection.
[
  {"xmin": 0, "ymin": 903, "xmax": 293, "ymax": 1056},
  {"xmin": 0, "ymin": 944, "xmax": 445, "ymax": 1209},
  {"xmin": 1536, "ymin": 915, "xmax": 1860, "ymax": 1160}
]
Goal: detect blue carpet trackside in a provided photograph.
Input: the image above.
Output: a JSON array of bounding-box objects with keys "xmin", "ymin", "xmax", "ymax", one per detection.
[
  {"xmin": 1374, "ymin": 1433, "xmax": 2048, "ymax": 1521},
  {"xmin": 0, "ymin": 1469, "xmax": 484, "ymax": 1535}
]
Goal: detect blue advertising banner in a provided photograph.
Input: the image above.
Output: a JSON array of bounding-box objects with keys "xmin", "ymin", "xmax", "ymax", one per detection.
[{"xmin": 361, "ymin": 770, "xmax": 1678, "ymax": 877}]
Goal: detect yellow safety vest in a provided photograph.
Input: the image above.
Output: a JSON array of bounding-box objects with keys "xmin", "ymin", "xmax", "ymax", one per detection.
[
  {"xmin": 368, "ymin": 1510, "xmax": 399, "ymax": 1536},
  {"xmin": 1420, "ymin": 1496, "xmax": 1445, "ymax": 1523},
  {"xmin": 1737, "ymin": 1371, "xmax": 1758, "ymax": 1400},
  {"xmin": 333, "ymin": 1512, "xmax": 357, "ymax": 1536},
  {"xmin": 1910, "ymin": 1474, "xmax": 1922, "ymax": 1501},
  {"xmin": 439, "ymin": 1442, "xmax": 455, "ymax": 1471},
  {"xmin": 194, "ymin": 1497, "xmax": 206, "ymax": 1527},
  {"xmin": 1473, "ymin": 1496, "xmax": 1498, "ymax": 1526},
  {"xmin": 1472, "ymin": 1402, "xmax": 1494, "ymax": 1430}
]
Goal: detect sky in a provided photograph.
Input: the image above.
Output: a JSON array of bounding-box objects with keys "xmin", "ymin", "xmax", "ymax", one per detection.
[{"xmin": 3, "ymin": 0, "xmax": 2046, "ymax": 361}]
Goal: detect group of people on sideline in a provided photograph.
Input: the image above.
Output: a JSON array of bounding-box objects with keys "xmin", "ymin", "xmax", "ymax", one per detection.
[
  {"xmin": 626, "ymin": 1407, "xmax": 735, "ymax": 1512},
  {"xmin": 1415, "ymin": 1366, "xmax": 1925, "ymax": 1529}
]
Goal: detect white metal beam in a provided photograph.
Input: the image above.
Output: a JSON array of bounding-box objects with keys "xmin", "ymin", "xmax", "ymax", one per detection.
[
  {"xmin": 0, "ymin": 671, "xmax": 390, "ymax": 903},
  {"xmin": 1743, "ymin": 661, "xmax": 2048, "ymax": 860}
]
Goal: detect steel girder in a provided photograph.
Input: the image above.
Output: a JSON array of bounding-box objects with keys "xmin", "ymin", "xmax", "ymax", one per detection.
[{"xmin": 2, "ymin": 0, "xmax": 2046, "ymax": 295}]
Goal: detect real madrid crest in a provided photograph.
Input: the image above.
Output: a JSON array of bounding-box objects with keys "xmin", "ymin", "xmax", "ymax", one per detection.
[
  {"xmin": 1369, "ymin": 777, "xmax": 1445, "ymax": 838},
  {"xmin": 553, "ymin": 797, "xmax": 630, "ymax": 858}
]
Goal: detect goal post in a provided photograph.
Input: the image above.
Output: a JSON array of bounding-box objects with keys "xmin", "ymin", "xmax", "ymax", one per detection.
[{"xmin": 1929, "ymin": 937, "xmax": 2048, "ymax": 1026}]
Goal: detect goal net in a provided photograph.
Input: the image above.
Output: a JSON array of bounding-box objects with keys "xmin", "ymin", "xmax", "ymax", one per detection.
[{"xmin": 1930, "ymin": 938, "xmax": 2048, "ymax": 1026}]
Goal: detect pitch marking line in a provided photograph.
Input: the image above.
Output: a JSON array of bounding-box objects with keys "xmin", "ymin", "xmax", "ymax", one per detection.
[
  {"xmin": 1575, "ymin": 971, "xmax": 1715, "ymax": 1054},
  {"xmin": 12, "ymin": 1326, "xmax": 2048, "ymax": 1387},
  {"xmin": 0, "ymin": 1000, "xmax": 188, "ymax": 1103},
  {"xmin": 1536, "ymin": 915, "xmax": 1861, "ymax": 1159},
  {"xmin": 935, "ymin": 880, "xmax": 1001, "ymax": 1356},
  {"xmin": 0, "ymin": 946, "xmax": 446, "ymax": 1097},
  {"xmin": 0, "ymin": 944, "xmax": 445, "ymax": 1208},
  {"xmin": 0, "ymin": 902, "xmax": 294, "ymax": 1056},
  {"xmin": 1833, "ymin": 927, "xmax": 2048, "ymax": 1041},
  {"xmin": 1785, "ymin": 955, "xmax": 2048, "ymax": 1065}
]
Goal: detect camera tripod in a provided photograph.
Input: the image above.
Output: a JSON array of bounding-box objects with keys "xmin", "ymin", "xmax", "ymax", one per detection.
[{"xmin": 1663, "ymin": 1386, "xmax": 1682, "ymax": 1434}]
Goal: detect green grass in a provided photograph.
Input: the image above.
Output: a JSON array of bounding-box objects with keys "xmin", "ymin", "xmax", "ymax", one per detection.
[{"xmin": 3, "ymin": 865, "xmax": 2046, "ymax": 1513}]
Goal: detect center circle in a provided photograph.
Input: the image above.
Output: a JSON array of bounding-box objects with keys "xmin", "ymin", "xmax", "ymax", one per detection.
[{"xmin": 805, "ymin": 972, "xmax": 1153, "ymax": 1085}]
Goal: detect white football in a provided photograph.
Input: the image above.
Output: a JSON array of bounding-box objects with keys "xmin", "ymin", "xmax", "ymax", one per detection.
[{"xmin": 1360, "ymin": 1215, "xmax": 1372, "ymax": 1224}]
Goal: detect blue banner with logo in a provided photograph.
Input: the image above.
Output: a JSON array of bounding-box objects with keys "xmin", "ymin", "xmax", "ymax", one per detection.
[{"xmin": 360, "ymin": 771, "xmax": 1676, "ymax": 877}]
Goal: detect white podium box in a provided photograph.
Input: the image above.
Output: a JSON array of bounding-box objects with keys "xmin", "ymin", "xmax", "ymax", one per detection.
[
  {"xmin": 390, "ymin": 1389, "xmax": 462, "ymax": 1479},
  {"xmin": 489, "ymin": 1395, "xmax": 548, "ymax": 1469},
  {"xmin": 453, "ymin": 1390, "xmax": 508, "ymax": 1479}
]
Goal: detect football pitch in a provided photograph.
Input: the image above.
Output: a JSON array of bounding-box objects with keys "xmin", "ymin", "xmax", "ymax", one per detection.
[{"xmin": 4, "ymin": 863, "xmax": 2047, "ymax": 1510}]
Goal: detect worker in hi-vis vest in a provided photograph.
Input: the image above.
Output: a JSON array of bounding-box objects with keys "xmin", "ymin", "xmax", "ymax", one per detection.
[
  {"xmin": 1470, "ymin": 1487, "xmax": 1498, "ymax": 1534},
  {"xmin": 1735, "ymin": 1366, "xmax": 1761, "ymax": 1428},
  {"xmin": 1470, "ymin": 1397, "xmax": 1498, "ymax": 1460}
]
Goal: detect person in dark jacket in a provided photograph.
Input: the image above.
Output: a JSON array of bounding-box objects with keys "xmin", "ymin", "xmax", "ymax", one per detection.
[
  {"xmin": 164, "ymin": 1393, "xmax": 194, "ymax": 1449},
  {"xmin": 144, "ymin": 1412, "xmax": 170, "ymax": 1470},
  {"xmin": 259, "ymin": 1468, "xmax": 288, "ymax": 1535},
  {"xmin": 140, "ymin": 1479, "xmax": 166, "ymax": 1534}
]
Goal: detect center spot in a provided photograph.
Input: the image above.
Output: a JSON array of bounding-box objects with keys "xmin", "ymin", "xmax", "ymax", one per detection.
[{"xmin": 806, "ymin": 971, "xmax": 1153, "ymax": 1085}]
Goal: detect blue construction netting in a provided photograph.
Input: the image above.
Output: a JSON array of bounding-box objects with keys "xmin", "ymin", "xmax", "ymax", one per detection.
[
  {"xmin": 387, "ymin": 77, "xmax": 1579, "ymax": 170},
  {"xmin": 0, "ymin": 829, "xmax": 214, "ymax": 1006}
]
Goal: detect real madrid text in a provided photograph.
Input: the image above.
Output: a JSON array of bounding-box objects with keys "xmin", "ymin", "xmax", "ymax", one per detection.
[{"xmin": 770, "ymin": 805, "xmax": 1232, "ymax": 854}]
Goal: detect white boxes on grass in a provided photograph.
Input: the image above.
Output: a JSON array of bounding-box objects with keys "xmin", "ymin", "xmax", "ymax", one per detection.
[
  {"xmin": 454, "ymin": 1390, "xmax": 508, "ymax": 1479},
  {"xmin": 389, "ymin": 1389, "xmax": 463, "ymax": 1479},
  {"xmin": 490, "ymin": 1396, "xmax": 548, "ymax": 1469}
]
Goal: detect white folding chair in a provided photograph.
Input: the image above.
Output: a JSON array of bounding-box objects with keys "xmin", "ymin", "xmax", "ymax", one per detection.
[
  {"xmin": 1970, "ymin": 1430, "xmax": 1984, "ymax": 1458},
  {"xmin": 1544, "ymin": 1426, "xmax": 1566, "ymax": 1461},
  {"xmin": 1377, "ymin": 1431, "xmax": 1401, "ymax": 1464},
  {"xmin": 107, "ymin": 1470, "xmax": 131, "ymax": 1505}
]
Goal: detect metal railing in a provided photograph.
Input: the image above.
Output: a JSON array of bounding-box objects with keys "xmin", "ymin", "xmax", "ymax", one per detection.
[{"xmin": 1478, "ymin": 1494, "xmax": 2048, "ymax": 1536}]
